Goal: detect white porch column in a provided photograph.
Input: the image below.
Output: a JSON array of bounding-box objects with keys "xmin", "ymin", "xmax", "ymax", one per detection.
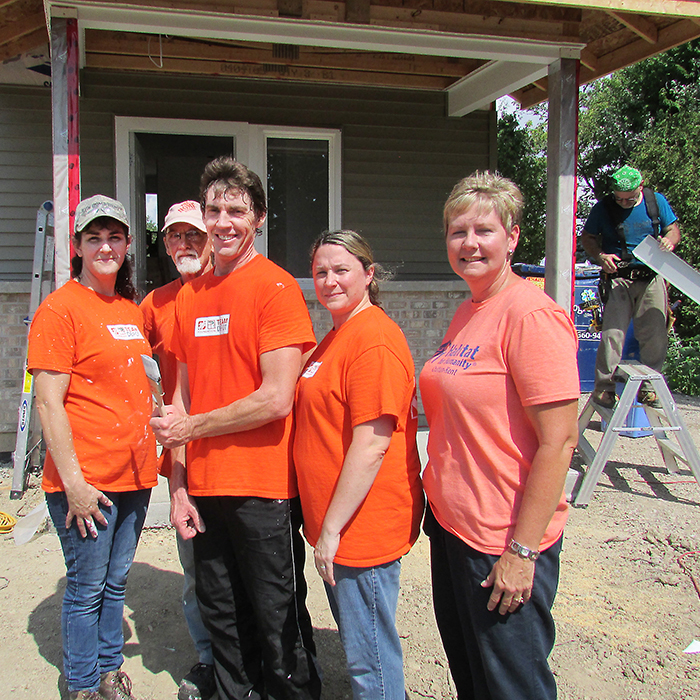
[
  {"xmin": 545, "ymin": 53, "xmax": 578, "ymax": 313},
  {"xmin": 50, "ymin": 9, "xmax": 81, "ymax": 287}
]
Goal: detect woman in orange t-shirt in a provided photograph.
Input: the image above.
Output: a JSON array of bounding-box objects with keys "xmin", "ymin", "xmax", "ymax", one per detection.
[
  {"xmin": 28, "ymin": 195, "xmax": 157, "ymax": 700},
  {"xmin": 294, "ymin": 230, "xmax": 424, "ymax": 700}
]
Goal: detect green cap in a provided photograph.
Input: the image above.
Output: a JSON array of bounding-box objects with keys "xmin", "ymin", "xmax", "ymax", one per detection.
[{"xmin": 611, "ymin": 166, "xmax": 642, "ymax": 192}]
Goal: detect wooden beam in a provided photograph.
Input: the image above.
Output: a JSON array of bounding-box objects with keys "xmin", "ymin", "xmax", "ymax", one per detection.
[
  {"xmin": 346, "ymin": 0, "xmax": 370, "ymax": 24},
  {"xmin": 594, "ymin": 18, "xmax": 700, "ymax": 78},
  {"xmin": 513, "ymin": 17, "xmax": 700, "ymax": 108},
  {"xmin": 85, "ymin": 31, "xmax": 477, "ymax": 77},
  {"xmin": 580, "ymin": 47, "xmax": 598, "ymax": 72},
  {"xmin": 0, "ymin": 10, "xmax": 44, "ymax": 46},
  {"xmin": 85, "ymin": 52, "xmax": 454, "ymax": 89},
  {"xmin": 276, "ymin": 0, "xmax": 302, "ymax": 18},
  {"xmin": 0, "ymin": 27, "xmax": 47, "ymax": 60},
  {"xmin": 369, "ymin": 5, "xmax": 581, "ymax": 43},
  {"xmin": 511, "ymin": 0, "xmax": 700, "ymax": 19},
  {"xmin": 607, "ymin": 11, "xmax": 658, "ymax": 44},
  {"xmin": 545, "ymin": 56, "xmax": 578, "ymax": 312}
]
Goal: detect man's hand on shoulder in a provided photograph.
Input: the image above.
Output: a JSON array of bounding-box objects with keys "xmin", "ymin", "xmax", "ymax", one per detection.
[{"xmin": 150, "ymin": 405, "xmax": 194, "ymax": 448}]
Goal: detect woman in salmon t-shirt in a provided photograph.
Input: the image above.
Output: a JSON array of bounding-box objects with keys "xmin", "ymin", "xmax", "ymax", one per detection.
[
  {"xmin": 28, "ymin": 195, "xmax": 157, "ymax": 700},
  {"xmin": 419, "ymin": 172, "xmax": 580, "ymax": 700},
  {"xmin": 294, "ymin": 230, "xmax": 424, "ymax": 700}
]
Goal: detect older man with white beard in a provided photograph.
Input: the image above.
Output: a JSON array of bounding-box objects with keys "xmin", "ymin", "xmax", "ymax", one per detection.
[{"xmin": 140, "ymin": 200, "xmax": 216, "ymax": 700}]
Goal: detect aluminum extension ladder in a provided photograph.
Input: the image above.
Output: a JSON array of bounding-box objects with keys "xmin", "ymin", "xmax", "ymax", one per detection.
[
  {"xmin": 10, "ymin": 201, "xmax": 54, "ymax": 499},
  {"xmin": 575, "ymin": 362, "xmax": 700, "ymax": 506}
]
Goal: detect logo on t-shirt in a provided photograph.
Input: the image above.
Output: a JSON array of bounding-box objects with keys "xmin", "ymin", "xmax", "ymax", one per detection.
[
  {"xmin": 427, "ymin": 340, "xmax": 480, "ymax": 375},
  {"xmin": 302, "ymin": 361, "xmax": 322, "ymax": 378},
  {"xmin": 194, "ymin": 314, "xmax": 230, "ymax": 337},
  {"xmin": 107, "ymin": 324, "xmax": 144, "ymax": 341}
]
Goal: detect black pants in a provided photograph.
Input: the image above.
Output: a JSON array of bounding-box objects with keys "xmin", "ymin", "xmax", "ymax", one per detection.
[
  {"xmin": 425, "ymin": 506, "xmax": 561, "ymax": 700},
  {"xmin": 193, "ymin": 496, "xmax": 322, "ymax": 700}
]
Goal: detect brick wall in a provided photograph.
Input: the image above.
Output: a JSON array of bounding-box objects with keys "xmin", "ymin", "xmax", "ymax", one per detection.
[
  {"xmin": 0, "ymin": 280, "xmax": 468, "ymax": 448},
  {"xmin": 0, "ymin": 282, "xmax": 31, "ymax": 451}
]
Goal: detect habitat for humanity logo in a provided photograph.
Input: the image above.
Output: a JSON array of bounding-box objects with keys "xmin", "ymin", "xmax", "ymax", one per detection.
[
  {"xmin": 427, "ymin": 340, "xmax": 480, "ymax": 375},
  {"xmin": 195, "ymin": 314, "xmax": 230, "ymax": 337}
]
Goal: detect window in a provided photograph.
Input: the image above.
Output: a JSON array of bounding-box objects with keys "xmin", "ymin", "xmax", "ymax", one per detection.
[{"xmin": 251, "ymin": 127, "xmax": 341, "ymax": 277}]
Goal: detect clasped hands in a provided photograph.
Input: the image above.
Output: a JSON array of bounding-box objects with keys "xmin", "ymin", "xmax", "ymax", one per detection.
[{"xmin": 150, "ymin": 405, "xmax": 192, "ymax": 448}]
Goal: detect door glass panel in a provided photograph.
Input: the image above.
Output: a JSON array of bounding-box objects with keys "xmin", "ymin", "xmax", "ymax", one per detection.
[{"xmin": 266, "ymin": 138, "xmax": 330, "ymax": 277}]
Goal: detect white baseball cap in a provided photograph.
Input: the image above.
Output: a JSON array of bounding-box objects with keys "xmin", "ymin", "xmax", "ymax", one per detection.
[
  {"xmin": 162, "ymin": 200, "xmax": 206, "ymax": 233},
  {"xmin": 74, "ymin": 195, "xmax": 130, "ymax": 234}
]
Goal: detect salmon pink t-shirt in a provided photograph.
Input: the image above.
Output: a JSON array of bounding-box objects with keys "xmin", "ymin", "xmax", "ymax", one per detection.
[
  {"xmin": 419, "ymin": 277, "xmax": 579, "ymax": 555},
  {"xmin": 294, "ymin": 305, "xmax": 424, "ymax": 567},
  {"xmin": 171, "ymin": 255, "xmax": 316, "ymax": 498},
  {"xmin": 28, "ymin": 279, "xmax": 158, "ymax": 493}
]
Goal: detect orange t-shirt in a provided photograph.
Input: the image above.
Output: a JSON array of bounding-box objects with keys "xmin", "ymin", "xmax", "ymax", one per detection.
[
  {"xmin": 141, "ymin": 278, "xmax": 182, "ymax": 478},
  {"xmin": 171, "ymin": 255, "xmax": 316, "ymax": 498},
  {"xmin": 293, "ymin": 305, "xmax": 424, "ymax": 567},
  {"xmin": 420, "ymin": 277, "xmax": 579, "ymax": 555},
  {"xmin": 28, "ymin": 279, "xmax": 158, "ymax": 493}
]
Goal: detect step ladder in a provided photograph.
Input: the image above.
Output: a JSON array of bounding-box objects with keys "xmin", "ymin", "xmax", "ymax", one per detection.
[
  {"xmin": 575, "ymin": 362, "xmax": 700, "ymax": 506},
  {"xmin": 10, "ymin": 201, "xmax": 54, "ymax": 499}
]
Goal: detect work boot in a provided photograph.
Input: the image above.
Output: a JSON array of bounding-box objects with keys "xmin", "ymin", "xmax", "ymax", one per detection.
[
  {"xmin": 69, "ymin": 692, "xmax": 102, "ymax": 700},
  {"xmin": 592, "ymin": 390, "xmax": 616, "ymax": 409},
  {"xmin": 99, "ymin": 669, "xmax": 136, "ymax": 700},
  {"xmin": 638, "ymin": 388, "xmax": 662, "ymax": 409},
  {"xmin": 178, "ymin": 662, "xmax": 216, "ymax": 700}
]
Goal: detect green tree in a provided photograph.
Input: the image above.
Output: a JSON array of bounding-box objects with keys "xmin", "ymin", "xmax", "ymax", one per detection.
[
  {"xmin": 497, "ymin": 111, "xmax": 547, "ymax": 265},
  {"xmin": 578, "ymin": 39, "xmax": 700, "ymax": 198}
]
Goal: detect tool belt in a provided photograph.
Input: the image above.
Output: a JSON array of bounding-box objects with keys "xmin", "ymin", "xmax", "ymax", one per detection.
[
  {"xmin": 608, "ymin": 265, "xmax": 656, "ymax": 281},
  {"xmin": 598, "ymin": 265, "xmax": 656, "ymax": 305}
]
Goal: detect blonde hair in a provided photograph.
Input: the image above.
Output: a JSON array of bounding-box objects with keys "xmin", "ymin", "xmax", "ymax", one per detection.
[{"xmin": 443, "ymin": 171, "xmax": 523, "ymax": 234}]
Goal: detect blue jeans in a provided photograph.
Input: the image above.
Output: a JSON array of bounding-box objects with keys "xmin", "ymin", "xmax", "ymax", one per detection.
[
  {"xmin": 46, "ymin": 489, "xmax": 151, "ymax": 692},
  {"xmin": 425, "ymin": 506, "xmax": 561, "ymax": 700},
  {"xmin": 325, "ymin": 560, "xmax": 405, "ymax": 700},
  {"xmin": 176, "ymin": 533, "xmax": 213, "ymax": 665}
]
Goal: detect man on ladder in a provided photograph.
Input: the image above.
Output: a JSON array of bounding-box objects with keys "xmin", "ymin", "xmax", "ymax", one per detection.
[{"xmin": 580, "ymin": 165, "xmax": 681, "ymax": 411}]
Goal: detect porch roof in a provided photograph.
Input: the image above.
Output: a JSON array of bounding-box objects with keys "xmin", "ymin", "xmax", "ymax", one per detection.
[{"xmin": 2, "ymin": 0, "xmax": 698, "ymax": 114}]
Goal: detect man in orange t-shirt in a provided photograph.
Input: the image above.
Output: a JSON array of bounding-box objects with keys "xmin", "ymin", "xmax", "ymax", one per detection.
[
  {"xmin": 150, "ymin": 157, "xmax": 320, "ymax": 700},
  {"xmin": 140, "ymin": 200, "xmax": 215, "ymax": 700}
]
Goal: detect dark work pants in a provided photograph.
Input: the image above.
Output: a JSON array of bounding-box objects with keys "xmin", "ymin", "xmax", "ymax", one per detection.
[
  {"xmin": 424, "ymin": 506, "xmax": 561, "ymax": 700},
  {"xmin": 192, "ymin": 496, "xmax": 322, "ymax": 700}
]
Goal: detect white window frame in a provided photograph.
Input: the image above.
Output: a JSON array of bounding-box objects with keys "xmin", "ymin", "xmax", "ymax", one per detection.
[
  {"xmin": 115, "ymin": 116, "xmax": 250, "ymax": 214},
  {"xmin": 114, "ymin": 118, "xmax": 340, "ymax": 280},
  {"xmin": 248, "ymin": 126, "xmax": 342, "ymax": 264}
]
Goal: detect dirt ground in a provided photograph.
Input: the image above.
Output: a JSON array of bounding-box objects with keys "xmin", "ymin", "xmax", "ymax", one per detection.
[{"xmin": 1, "ymin": 395, "xmax": 700, "ymax": 700}]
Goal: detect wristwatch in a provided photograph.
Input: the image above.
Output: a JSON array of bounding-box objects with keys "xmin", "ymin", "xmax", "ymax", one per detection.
[{"xmin": 508, "ymin": 539, "xmax": 540, "ymax": 561}]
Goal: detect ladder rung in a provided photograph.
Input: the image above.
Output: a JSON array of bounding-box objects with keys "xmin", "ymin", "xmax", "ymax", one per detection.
[
  {"xmin": 610, "ymin": 425, "xmax": 680, "ymax": 433},
  {"xmin": 655, "ymin": 437, "xmax": 688, "ymax": 463}
]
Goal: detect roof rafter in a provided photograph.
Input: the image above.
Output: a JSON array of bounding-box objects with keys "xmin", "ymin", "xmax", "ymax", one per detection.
[
  {"xmin": 513, "ymin": 17, "xmax": 700, "ymax": 108},
  {"xmin": 607, "ymin": 10, "xmax": 658, "ymax": 44}
]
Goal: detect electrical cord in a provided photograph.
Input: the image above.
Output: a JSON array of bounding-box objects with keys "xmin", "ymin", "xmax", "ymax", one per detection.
[{"xmin": 0, "ymin": 511, "xmax": 18, "ymax": 534}]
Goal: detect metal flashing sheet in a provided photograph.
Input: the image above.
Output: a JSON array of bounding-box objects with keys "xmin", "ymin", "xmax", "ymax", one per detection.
[{"xmin": 633, "ymin": 236, "xmax": 700, "ymax": 305}]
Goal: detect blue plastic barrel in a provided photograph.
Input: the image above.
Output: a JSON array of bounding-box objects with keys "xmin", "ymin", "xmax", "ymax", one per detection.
[{"xmin": 512, "ymin": 264, "xmax": 601, "ymax": 392}]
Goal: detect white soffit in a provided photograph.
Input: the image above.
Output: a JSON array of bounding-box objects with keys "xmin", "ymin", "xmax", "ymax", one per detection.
[
  {"xmin": 45, "ymin": 0, "xmax": 583, "ymax": 112},
  {"xmin": 448, "ymin": 61, "xmax": 549, "ymax": 116}
]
